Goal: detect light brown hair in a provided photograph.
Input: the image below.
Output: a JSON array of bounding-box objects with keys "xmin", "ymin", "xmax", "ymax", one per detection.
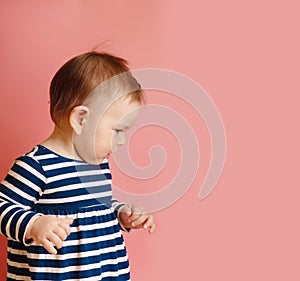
[{"xmin": 49, "ymin": 52, "xmax": 143, "ymax": 126}]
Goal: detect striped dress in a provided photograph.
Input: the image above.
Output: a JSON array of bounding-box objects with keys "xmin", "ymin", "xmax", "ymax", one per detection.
[{"xmin": 0, "ymin": 145, "xmax": 130, "ymax": 281}]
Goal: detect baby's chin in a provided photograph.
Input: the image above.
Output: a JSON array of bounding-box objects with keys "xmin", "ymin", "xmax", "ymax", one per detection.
[
  {"xmin": 74, "ymin": 148, "xmax": 109, "ymax": 165},
  {"xmin": 78, "ymin": 154, "xmax": 106, "ymax": 165},
  {"xmin": 94, "ymin": 154, "xmax": 111, "ymax": 164}
]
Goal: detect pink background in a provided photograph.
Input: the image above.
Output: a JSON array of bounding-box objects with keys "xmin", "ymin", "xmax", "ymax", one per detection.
[{"xmin": 0, "ymin": 1, "xmax": 299, "ymax": 280}]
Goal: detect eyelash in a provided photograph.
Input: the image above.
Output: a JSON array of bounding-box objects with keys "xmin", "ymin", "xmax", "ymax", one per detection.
[{"xmin": 114, "ymin": 129, "xmax": 123, "ymax": 133}]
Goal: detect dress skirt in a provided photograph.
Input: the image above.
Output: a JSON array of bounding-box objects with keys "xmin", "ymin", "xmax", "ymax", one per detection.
[{"xmin": 7, "ymin": 205, "xmax": 130, "ymax": 281}]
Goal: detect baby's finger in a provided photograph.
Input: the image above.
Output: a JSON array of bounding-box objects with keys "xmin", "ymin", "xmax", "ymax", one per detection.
[
  {"xmin": 148, "ymin": 218, "xmax": 156, "ymax": 233},
  {"xmin": 54, "ymin": 225, "xmax": 69, "ymax": 241},
  {"xmin": 48, "ymin": 232, "xmax": 64, "ymax": 250},
  {"xmin": 131, "ymin": 213, "xmax": 148, "ymax": 228},
  {"xmin": 149, "ymin": 223, "xmax": 156, "ymax": 233},
  {"xmin": 58, "ymin": 219, "xmax": 73, "ymax": 236},
  {"xmin": 143, "ymin": 215, "xmax": 155, "ymax": 230},
  {"xmin": 128, "ymin": 205, "xmax": 144, "ymax": 222},
  {"xmin": 41, "ymin": 238, "xmax": 57, "ymax": 255}
]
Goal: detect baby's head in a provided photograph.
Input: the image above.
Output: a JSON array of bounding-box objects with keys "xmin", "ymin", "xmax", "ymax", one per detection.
[
  {"xmin": 50, "ymin": 51, "xmax": 143, "ymax": 127},
  {"xmin": 49, "ymin": 52, "xmax": 144, "ymax": 164}
]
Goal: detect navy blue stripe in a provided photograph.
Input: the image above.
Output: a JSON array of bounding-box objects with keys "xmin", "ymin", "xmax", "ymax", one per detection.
[
  {"xmin": 8, "ymin": 239, "xmax": 25, "ymax": 250},
  {"xmin": 26, "ymin": 248, "xmax": 127, "ymax": 268},
  {"xmin": 0, "ymin": 204, "xmax": 22, "ymax": 237},
  {"xmin": 34, "ymin": 198, "xmax": 111, "ymax": 210},
  {"xmin": 42, "ymin": 188, "xmax": 90, "ymax": 199},
  {"xmin": 37, "ymin": 157, "xmax": 64, "ymax": 166},
  {"xmin": 18, "ymin": 212, "xmax": 36, "ymax": 242},
  {"xmin": 27, "ymin": 235, "xmax": 125, "ymax": 255},
  {"xmin": 45, "ymin": 165, "xmax": 78, "ymax": 177},
  {"xmin": 103, "ymin": 272, "xmax": 130, "ymax": 281},
  {"xmin": 8, "ymin": 252, "xmax": 27, "ymax": 263},
  {"xmin": 7, "ymin": 266, "xmax": 30, "ymax": 278},
  {"xmin": 31, "ymin": 263, "xmax": 129, "ymax": 280},
  {"xmin": 67, "ymin": 225, "xmax": 118, "ymax": 240},
  {"xmin": 47, "ymin": 177, "xmax": 83, "ymax": 188},
  {"xmin": 0, "ymin": 182, "xmax": 36, "ymax": 207},
  {"xmin": 11, "ymin": 160, "xmax": 45, "ymax": 188}
]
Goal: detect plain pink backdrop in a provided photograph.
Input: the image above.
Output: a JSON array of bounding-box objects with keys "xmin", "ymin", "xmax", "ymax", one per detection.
[{"xmin": 0, "ymin": 1, "xmax": 299, "ymax": 280}]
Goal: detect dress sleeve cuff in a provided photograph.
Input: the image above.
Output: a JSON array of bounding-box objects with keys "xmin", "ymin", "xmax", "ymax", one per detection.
[
  {"xmin": 23, "ymin": 213, "xmax": 43, "ymax": 246},
  {"xmin": 111, "ymin": 199, "xmax": 131, "ymax": 232}
]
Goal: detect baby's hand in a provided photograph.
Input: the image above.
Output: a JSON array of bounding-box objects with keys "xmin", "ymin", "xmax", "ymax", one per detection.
[
  {"xmin": 25, "ymin": 215, "xmax": 74, "ymax": 254},
  {"xmin": 118, "ymin": 204, "xmax": 156, "ymax": 233}
]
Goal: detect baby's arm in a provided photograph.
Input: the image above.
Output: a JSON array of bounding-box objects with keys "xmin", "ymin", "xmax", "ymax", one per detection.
[
  {"xmin": 0, "ymin": 156, "xmax": 45, "ymax": 244},
  {"xmin": 0, "ymin": 155, "xmax": 73, "ymax": 254},
  {"xmin": 118, "ymin": 204, "xmax": 156, "ymax": 233}
]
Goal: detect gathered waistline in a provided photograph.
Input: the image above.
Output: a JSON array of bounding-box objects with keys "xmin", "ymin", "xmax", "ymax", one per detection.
[{"xmin": 31, "ymin": 203, "xmax": 113, "ymax": 215}]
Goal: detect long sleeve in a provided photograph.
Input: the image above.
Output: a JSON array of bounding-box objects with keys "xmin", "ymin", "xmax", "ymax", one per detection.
[
  {"xmin": 111, "ymin": 197, "xmax": 131, "ymax": 232},
  {"xmin": 111, "ymin": 197, "xmax": 125, "ymax": 214},
  {"xmin": 0, "ymin": 155, "xmax": 46, "ymax": 244}
]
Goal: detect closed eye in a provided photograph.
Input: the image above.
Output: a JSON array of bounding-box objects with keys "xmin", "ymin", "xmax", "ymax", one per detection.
[{"xmin": 114, "ymin": 129, "xmax": 124, "ymax": 133}]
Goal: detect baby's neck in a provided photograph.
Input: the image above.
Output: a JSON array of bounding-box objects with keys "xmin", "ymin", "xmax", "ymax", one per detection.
[{"xmin": 40, "ymin": 125, "xmax": 80, "ymax": 160}]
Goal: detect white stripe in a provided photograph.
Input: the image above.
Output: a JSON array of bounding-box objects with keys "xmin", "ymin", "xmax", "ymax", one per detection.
[
  {"xmin": 74, "ymin": 267, "xmax": 130, "ymax": 281},
  {"xmin": 4, "ymin": 210, "xmax": 29, "ymax": 241},
  {"xmin": 15, "ymin": 160, "xmax": 46, "ymax": 182},
  {"xmin": 0, "ymin": 203, "xmax": 17, "ymax": 222},
  {"xmin": 43, "ymin": 180, "xmax": 111, "ymax": 194},
  {"xmin": 29, "ymin": 255, "xmax": 128, "ymax": 274},
  {"xmin": 0, "ymin": 204, "xmax": 19, "ymax": 237},
  {"xmin": 47, "ymin": 170, "xmax": 110, "ymax": 183},
  {"xmin": 69, "ymin": 218, "xmax": 119, "ymax": 232},
  {"xmin": 62, "ymin": 231, "xmax": 121, "ymax": 247},
  {"xmin": 101, "ymin": 267, "xmax": 130, "ymax": 279},
  {"xmin": 49, "ymin": 207, "xmax": 114, "ymax": 219},
  {"xmin": 55, "ymin": 207, "xmax": 114, "ymax": 219},
  {"xmin": 7, "ymin": 170, "xmax": 43, "ymax": 195},
  {"xmin": 0, "ymin": 192, "xmax": 29, "ymax": 209},
  {"xmin": 0, "ymin": 193, "xmax": 29, "ymax": 209},
  {"xmin": 21, "ymin": 242, "xmax": 126, "ymax": 260},
  {"xmin": 64, "ymin": 270, "xmax": 131, "ymax": 281},
  {"xmin": 35, "ymin": 153, "xmax": 58, "ymax": 160},
  {"xmin": 15, "ymin": 211, "xmax": 31, "ymax": 242},
  {"xmin": 5, "ymin": 209, "xmax": 22, "ymax": 239},
  {"xmin": 7, "ymin": 272, "xmax": 31, "ymax": 281},
  {"xmin": 2, "ymin": 180, "xmax": 40, "ymax": 204},
  {"xmin": 43, "ymin": 161, "xmax": 87, "ymax": 171},
  {"xmin": 26, "ymin": 146, "xmax": 39, "ymax": 158}
]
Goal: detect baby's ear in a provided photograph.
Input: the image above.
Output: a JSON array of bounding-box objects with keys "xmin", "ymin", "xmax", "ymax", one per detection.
[{"xmin": 69, "ymin": 106, "xmax": 89, "ymax": 135}]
